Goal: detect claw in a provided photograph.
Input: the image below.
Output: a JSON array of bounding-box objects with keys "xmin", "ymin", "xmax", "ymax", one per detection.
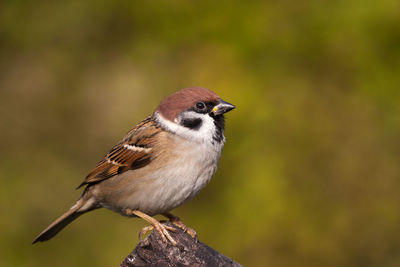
[
  {"xmin": 138, "ymin": 221, "xmax": 177, "ymax": 246},
  {"xmin": 127, "ymin": 210, "xmax": 180, "ymax": 246},
  {"xmin": 185, "ymin": 227, "xmax": 197, "ymax": 239},
  {"xmin": 162, "ymin": 212, "xmax": 197, "ymax": 239},
  {"xmin": 171, "ymin": 220, "xmax": 197, "ymax": 238},
  {"xmin": 154, "ymin": 222, "xmax": 177, "ymax": 245},
  {"xmin": 139, "ymin": 225, "xmax": 154, "ymax": 240}
]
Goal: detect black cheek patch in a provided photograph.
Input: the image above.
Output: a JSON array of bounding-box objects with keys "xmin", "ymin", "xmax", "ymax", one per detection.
[{"xmin": 181, "ymin": 118, "xmax": 203, "ymax": 130}]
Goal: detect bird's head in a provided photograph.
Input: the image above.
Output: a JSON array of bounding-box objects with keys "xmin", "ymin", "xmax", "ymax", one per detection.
[{"xmin": 155, "ymin": 87, "xmax": 235, "ymax": 143}]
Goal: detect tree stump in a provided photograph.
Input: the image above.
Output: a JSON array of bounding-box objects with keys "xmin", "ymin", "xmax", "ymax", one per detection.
[{"xmin": 120, "ymin": 221, "xmax": 243, "ymax": 267}]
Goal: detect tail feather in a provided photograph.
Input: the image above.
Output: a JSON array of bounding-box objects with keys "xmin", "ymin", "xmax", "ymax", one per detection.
[{"xmin": 32, "ymin": 201, "xmax": 85, "ymax": 244}]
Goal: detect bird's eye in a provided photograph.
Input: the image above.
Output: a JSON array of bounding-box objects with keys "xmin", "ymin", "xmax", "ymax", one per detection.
[{"xmin": 195, "ymin": 102, "xmax": 206, "ymax": 110}]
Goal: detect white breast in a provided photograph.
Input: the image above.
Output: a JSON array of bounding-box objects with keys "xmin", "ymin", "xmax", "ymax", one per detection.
[{"xmin": 134, "ymin": 136, "xmax": 223, "ymax": 215}]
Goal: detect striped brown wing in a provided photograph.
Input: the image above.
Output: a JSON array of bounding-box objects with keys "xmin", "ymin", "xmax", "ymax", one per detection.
[{"xmin": 77, "ymin": 117, "xmax": 161, "ymax": 188}]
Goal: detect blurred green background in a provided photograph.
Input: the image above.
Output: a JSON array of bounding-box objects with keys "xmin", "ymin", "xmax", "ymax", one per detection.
[{"xmin": 1, "ymin": 1, "xmax": 400, "ymax": 266}]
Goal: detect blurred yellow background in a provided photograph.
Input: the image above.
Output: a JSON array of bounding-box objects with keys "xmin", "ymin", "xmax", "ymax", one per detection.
[{"xmin": 1, "ymin": 1, "xmax": 400, "ymax": 266}]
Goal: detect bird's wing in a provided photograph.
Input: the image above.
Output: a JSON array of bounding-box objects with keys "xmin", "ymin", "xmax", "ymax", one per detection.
[{"xmin": 77, "ymin": 117, "xmax": 162, "ymax": 188}]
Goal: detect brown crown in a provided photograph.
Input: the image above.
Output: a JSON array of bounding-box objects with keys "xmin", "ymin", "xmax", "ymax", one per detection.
[{"xmin": 156, "ymin": 87, "xmax": 221, "ymax": 121}]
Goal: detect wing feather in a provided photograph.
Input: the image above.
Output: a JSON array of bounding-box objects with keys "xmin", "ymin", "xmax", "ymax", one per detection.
[{"xmin": 77, "ymin": 117, "xmax": 161, "ymax": 188}]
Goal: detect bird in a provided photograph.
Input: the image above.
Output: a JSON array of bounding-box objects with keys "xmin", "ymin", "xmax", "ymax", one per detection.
[{"xmin": 32, "ymin": 87, "xmax": 235, "ymax": 245}]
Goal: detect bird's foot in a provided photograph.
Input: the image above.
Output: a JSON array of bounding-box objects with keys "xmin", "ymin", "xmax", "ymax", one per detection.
[
  {"xmin": 139, "ymin": 221, "xmax": 177, "ymax": 246},
  {"xmin": 163, "ymin": 212, "xmax": 197, "ymax": 239},
  {"xmin": 125, "ymin": 209, "xmax": 178, "ymax": 246}
]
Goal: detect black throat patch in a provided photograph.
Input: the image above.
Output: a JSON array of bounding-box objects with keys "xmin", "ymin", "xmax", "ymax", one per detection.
[{"xmin": 212, "ymin": 115, "xmax": 225, "ymax": 143}]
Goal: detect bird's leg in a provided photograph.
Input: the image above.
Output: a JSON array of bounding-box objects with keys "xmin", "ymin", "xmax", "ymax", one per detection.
[
  {"xmin": 162, "ymin": 212, "xmax": 197, "ymax": 239},
  {"xmin": 125, "ymin": 209, "xmax": 177, "ymax": 246}
]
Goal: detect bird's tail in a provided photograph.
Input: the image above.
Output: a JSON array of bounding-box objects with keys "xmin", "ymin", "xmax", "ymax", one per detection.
[{"xmin": 32, "ymin": 199, "xmax": 87, "ymax": 244}]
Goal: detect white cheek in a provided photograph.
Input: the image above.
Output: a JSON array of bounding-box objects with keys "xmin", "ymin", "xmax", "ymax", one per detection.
[
  {"xmin": 154, "ymin": 111, "xmax": 225, "ymax": 145},
  {"xmin": 178, "ymin": 111, "xmax": 216, "ymax": 137}
]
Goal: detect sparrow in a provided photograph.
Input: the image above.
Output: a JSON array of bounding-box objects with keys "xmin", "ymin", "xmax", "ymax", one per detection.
[{"xmin": 33, "ymin": 87, "xmax": 235, "ymax": 245}]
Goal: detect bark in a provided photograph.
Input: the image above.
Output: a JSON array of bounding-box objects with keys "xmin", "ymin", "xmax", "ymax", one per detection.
[{"xmin": 120, "ymin": 222, "xmax": 243, "ymax": 267}]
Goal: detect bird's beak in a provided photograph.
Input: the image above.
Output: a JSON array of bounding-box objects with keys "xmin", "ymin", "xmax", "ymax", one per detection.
[{"xmin": 211, "ymin": 100, "xmax": 235, "ymax": 116}]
